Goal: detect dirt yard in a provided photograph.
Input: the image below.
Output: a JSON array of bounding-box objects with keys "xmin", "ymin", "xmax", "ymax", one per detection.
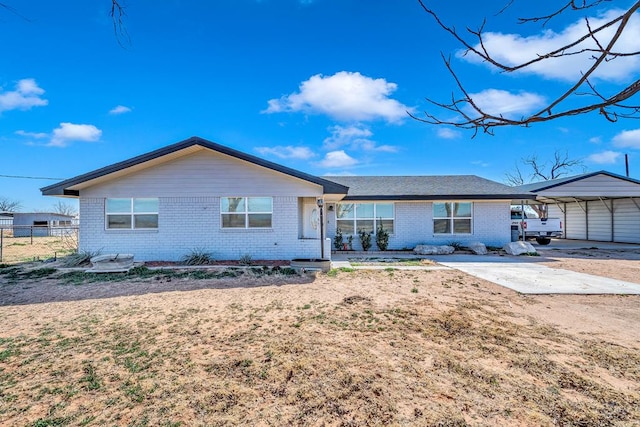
[{"xmin": 0, "ymin": 249, "xmax": 639, "ymax": 426}]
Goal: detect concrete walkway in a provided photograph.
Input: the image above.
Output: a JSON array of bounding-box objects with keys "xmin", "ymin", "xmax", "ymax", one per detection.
[{"xmin": 331, "ymin": 250, "xmax": 640, "ymax": 295}]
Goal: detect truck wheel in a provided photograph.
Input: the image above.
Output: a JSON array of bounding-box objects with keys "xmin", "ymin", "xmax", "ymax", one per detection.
[{"xmin": 536, "ymin": 237, "xmax": 551, "ymax": 245}]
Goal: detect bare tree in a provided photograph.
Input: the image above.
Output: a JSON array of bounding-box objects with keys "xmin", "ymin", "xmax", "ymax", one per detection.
[
  {"xmin": 505, "ymin": 150, "xmax": 585, "ymax": 185},
  {"xmin": 413, "ymin": 1, "xmax": 640, "ymax": 136},
  {"xmin": 52, "ymin": 200, "xmax": 78, "ymax": 217},
  {"xmin": 506, "ymin": 150, "xmax": 585, "ymax": 216},
  {"xmin": 0, "ymin": 197, "xmax": 22, "ymax": 212}
]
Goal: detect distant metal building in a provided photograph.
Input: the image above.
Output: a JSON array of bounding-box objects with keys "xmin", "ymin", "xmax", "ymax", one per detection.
[
  {"xmin": 0, "ymin": 212, "xmax": 13, "ymax": 227},
  {"xmin": 12, "ymin": 212, "xmax": 76, "ymax": 237}
]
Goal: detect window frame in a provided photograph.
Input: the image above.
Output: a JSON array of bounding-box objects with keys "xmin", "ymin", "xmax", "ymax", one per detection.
[
  {"xmin": 220, "ymin": 196, "xmax": 273, "ymax": 229},
  {"xmin": 105, "ymin": 198, "xmax": 159, "ymax": 230},
  {"xmin": 336, "ymin": 202, "xmax": 394, "ymax": 235},
  {"xmin": 432, "ymin": 201, "xmax": 473, "ymax": 235}
]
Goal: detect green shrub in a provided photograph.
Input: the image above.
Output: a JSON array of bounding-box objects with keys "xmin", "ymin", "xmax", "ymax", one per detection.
[
  {"xmin": 182, "ymin": 248, "xmax": 214, "ymax": 265},
  {"xmin": 376, "ymin": 222, "xmax": 390, "ymax": 251},
  {"xmin": 334, "ymin": 228, "xmax": 344, "ymax": 250},
  {"xmin": 239, "ymin": 253, "xmax": 253, "ymax": 265},
  {"xmin": 358, "ymin": 229, "xmax": 372, "ymax": 251}
]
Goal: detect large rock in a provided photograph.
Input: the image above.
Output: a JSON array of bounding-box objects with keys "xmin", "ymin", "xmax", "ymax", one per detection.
[
  {"xmin": 468, "ymin": 242, "xmax": 487, "ymax": 255},
  {"xmin": 503, "ymin": 241, "xmax": 537, "ymax": 256},
  {"xmin": 413, "ymin": 245, "xmax": 455, "ymax": 255}
]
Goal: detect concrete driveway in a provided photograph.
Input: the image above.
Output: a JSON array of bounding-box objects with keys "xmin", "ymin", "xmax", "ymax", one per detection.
[
  {"xmin": 333, "ymin": 239, "xmax": 640, "ymax": 294},
  {"xmin": 437, "ymin": 253, "xmax": 640, "ymax": 295}
]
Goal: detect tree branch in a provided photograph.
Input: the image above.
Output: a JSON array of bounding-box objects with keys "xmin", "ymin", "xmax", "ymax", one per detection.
[
  {"xmin": 110, "ymin": 0, "xmax": 131, "ymax": 48},
  {"xmin": 415, "ymin": 0, "xmax": 640, "ymax": 134}
]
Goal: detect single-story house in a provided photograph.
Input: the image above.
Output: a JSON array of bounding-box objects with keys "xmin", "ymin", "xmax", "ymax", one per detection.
[
  {"xmin": 40, "ymin": 136, "xmax": 551, "ymax": 261},
  {"xmin": 515, "ymin": 172, "xmax": 640, "ymax": 243},
  {"xmin": 12, "ymin": 212, "xmax": 76, "ymax": 237}
]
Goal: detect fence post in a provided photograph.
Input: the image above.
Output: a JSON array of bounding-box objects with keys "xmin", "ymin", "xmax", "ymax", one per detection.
[
  {"xmin": 30, "ymin": 226, "xmax": 33, "ymax": 245},
  {"xmin": 0, "ymin": 228, "xmax": 3, "ymax": 262}
]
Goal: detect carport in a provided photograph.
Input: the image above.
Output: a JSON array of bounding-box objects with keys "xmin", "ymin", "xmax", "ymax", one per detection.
[{"xmin": 516, "ymin": 171, "xmax": 640, "ymax": 243}]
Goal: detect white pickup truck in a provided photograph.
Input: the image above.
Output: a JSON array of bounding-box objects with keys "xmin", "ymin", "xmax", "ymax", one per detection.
[{"xmin": 511, "ymin": 211, "xmax": 563, "ymax": 245}]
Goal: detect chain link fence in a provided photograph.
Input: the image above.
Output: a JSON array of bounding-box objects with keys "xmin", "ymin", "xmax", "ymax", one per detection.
[{"xmin": 0, "ymin": 226, "xmax": 79, "ymax": 264}]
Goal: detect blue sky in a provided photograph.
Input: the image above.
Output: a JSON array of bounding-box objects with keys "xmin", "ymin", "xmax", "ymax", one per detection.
[{"xmin": 1, "ymin": 0, "xmax": 639, "ymax": 211}]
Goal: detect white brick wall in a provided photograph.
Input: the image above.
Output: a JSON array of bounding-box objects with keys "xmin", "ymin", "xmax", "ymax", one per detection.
[
  {"xmin": 80, "ymin": 198, "xmax": 512, "ymax": 260},
  {"xmin": 326, "ymin": 201, "xmax": 511, "ymax": 250},
  {"xmin": 80, "ymin": 196, "xmax": 322, "ymax": 261}
]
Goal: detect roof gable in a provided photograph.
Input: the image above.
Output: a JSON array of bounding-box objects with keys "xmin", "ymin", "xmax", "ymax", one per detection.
[{"xmin": 41, "ymin": 137, "xmax": 349, "ymax": 196}]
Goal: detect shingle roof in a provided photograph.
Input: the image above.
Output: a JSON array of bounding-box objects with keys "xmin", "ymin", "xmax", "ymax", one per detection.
[
  {"xmin": 41, "ymin": 136, "xmax": 350, "ymax": 196},
  {"xmin": 325, "ymin": 175, "xmax": 536, "ymax": 200}
]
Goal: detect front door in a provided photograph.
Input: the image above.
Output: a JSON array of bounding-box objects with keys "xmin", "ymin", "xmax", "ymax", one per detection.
[{"xmin": 302, "ymin": 202, "xmax": 320, "ymax": 239}]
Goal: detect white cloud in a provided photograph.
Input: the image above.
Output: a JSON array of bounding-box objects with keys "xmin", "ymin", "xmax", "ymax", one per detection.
[
  {"xmin": 365, "ymin": 143, "xmax": 397, "ymax": 153},
  {"xmin": 323, "ymin": 171, "xmax": 356, "ymax": 177},
  {"xmin": 462, "ymin": 9, "xmax": 640, "ymax": 82},
  {"xmin": 263, "ymin": 71, "xmax": 412, "ymax": 122},
  {"xmin": 587, "ymin": 150, "xmax": 621, "ymax": 164},
  {"xmin": 468, "ymin": 89, "xmax": 546, "ymax": 118},
  {"xmin": 589, "ymin": 136, "xmax": 602, "ymax": 144},
  {"xmin": 255, "ymin": 145, "xmax": 315, "ymax": 160},
  {"xmin": 471, "ymin": 160, "xmax": 490, "ymax": 167},
  {"xmin": 436, "ymin": 128, "xmax": 461, "ymax": 139},
  {"xmin": 109, "ymin": 105, "xmax": 132, "ymax": 115},
  {"xmin": 323, "ymin": 125, "xmax": 372, "ymax": 149},
  {"xmin": 49, "ymin": 123, "xmax": 102, "ymax": 147},
  {"xmin": 317, "ymin": 150, "xmax": 358, "ymax": 168},
  {"xmin": 612, "ymin": 129, "xmax": 640, "ymax": 149},
  {"xmin": 323, "ymin": 124, "xmax": 397, "ymax": 152},
  {"xmin": 15, "ymin": 130, "xmax": 48, "ymax": 139},
  {"xmin": 0, "ymin": 78, "xmax": 48, "ymax": 113}
]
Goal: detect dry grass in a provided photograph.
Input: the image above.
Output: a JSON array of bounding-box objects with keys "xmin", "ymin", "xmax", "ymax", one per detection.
[
  {"xmin": 0, "ymin": 267, "xmax": 638, "ymax": 426},
  {"xmin": 0, "ymin": 235, "xmax": 78, "ymax": 264}
]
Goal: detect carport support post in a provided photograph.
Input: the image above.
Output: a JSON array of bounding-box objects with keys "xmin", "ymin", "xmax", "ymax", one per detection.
[{"xmin": 520, "ymin": 200, "xmax": 525, "ymax": 241}]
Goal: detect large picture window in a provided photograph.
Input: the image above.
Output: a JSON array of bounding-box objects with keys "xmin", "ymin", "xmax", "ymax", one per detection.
[
  {"xmin": 221, "ymin": 197, "xmax": 272, "ymax": 228},
  {"xmin": 106, "ymin": 198, "xmax": 159, "ymax": 229},
  {"xmin": 336, "ymin": 203, "xmax": 394, "ymax": 235},
  {"xmin": 433, "ymin": 202, "xmax": 472, "ymax": 234}
]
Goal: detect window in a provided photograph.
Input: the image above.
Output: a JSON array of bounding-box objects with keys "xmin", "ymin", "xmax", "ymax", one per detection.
[
  {"xmin": 433, "ymin": 202, "xmax": 472, "ymax": 234},
  {"xmin": 221, "ymin": 197, "xmax": 272, "ymax": 228},
  {"xmin": 336, "ymin": 203, "xmax": 394, "ymax": 235},
  {"xmin": 106, "ymin": 198, "xmax": 159, "ymax": 229}
]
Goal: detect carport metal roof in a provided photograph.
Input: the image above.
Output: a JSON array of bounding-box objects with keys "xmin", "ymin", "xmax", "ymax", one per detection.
[{"xmin": 513, "ymin": 171, "xmax": 640, "ymax": 206}]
